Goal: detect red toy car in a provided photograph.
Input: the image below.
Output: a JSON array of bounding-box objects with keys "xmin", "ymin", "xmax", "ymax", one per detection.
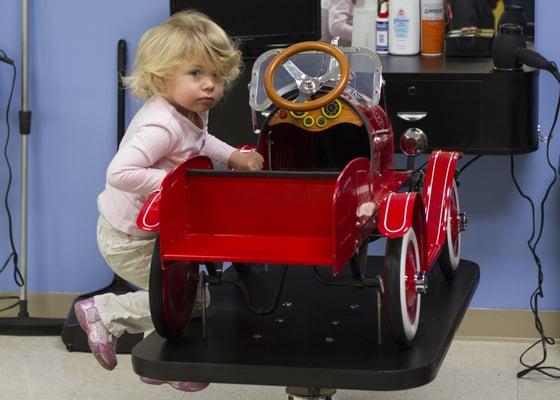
[{"xmin": 138, "ymin": 41, "xmax": 465, "ymax": 349}]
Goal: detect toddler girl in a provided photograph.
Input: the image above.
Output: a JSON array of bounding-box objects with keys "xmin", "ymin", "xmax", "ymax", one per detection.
[{"xmin": 74, "ymin": 10, "xmax": 263, "ymax": 392}]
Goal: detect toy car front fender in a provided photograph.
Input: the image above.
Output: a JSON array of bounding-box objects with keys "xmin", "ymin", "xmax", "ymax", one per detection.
[
  {"xmin": 377, "ymin": 192, "xmax": 427, "ymax": 269},
  {"xmin": 377, "ymin": 192, "xmax": 425, "ymax": 237},
  {"xmin": 422, "ymin": 150, "xmax": 462, "ymax": 264}
]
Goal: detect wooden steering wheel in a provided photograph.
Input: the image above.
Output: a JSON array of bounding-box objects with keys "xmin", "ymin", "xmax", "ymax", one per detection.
[{"xmin": 263, "ymin": 41, "xmax": 350, "ymax": 112}]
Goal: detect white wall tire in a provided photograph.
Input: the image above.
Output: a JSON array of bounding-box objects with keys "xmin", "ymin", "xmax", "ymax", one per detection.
[
  {"xmin": 439, "ymin": 180, "xmax": 461, "ymax": 280},
  {"xmin": 384, "ymin": 227, "xmax": 421, "ymax": 349}
]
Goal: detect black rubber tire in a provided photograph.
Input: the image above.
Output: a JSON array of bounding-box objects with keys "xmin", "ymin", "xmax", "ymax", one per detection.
[
  {"xmin": 149, "ymin": 237, "xmax": 198, "ymax": 340},
  {"xmin": 438, "ymin": 181, "xmax": 461, "ymax": 280}
]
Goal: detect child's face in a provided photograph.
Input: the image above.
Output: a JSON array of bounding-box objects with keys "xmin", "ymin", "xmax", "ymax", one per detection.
[{"xmin": 164, "ymin": 61, "xmax": 224, "ymax": 116}]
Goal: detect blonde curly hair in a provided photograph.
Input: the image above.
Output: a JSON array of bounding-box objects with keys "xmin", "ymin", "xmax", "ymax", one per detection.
[{"xmin": 123, "ymin": 10, "xmax": 242, "ymax": 100}]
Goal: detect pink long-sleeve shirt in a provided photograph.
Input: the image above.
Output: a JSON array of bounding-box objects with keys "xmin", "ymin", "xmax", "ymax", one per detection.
[{"xmin": 97, "ymin": 95, "xmax": 236, "ymax": 236}]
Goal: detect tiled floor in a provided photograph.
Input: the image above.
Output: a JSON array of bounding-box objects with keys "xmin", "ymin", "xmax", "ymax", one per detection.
[{"xmin": 0, "ymin": 336, "xmax": 558, "ymax": 400}]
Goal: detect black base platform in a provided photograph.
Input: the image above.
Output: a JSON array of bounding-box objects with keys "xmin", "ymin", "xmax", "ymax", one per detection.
[{"xmin": 132, "ymin": 257, "xmax": 479, "ymax": 391}]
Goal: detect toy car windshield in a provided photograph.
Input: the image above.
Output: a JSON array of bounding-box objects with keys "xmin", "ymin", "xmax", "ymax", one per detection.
[{"xmin": 249, "ymin": 47, "xmax": 383, "ymax": 112}]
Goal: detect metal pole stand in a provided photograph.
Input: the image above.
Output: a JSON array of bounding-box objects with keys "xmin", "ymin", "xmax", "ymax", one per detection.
[
  {"xmin": 286, "ymin": 387, "xmax": 336, "ymax": 400},
  {"xmin": 0, "ymin": 0, "xmax": 64, "ymax": 336}
]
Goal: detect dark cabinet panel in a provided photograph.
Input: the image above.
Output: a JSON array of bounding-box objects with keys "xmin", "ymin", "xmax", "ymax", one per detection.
[
  {"xmin": 385, "ymin": 80, "xmax": 482, "ymax": 150},
  {"xmin": 381, "ymin": 55, "xmax": 539, "ymax": 154}
]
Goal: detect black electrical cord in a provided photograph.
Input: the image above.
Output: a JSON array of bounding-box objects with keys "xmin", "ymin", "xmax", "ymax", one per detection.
[
  {"xmin": 311, "ymin": 265, "xmax": 347, "ymax": 287},
  {"xmin": 0, "ymin": 49, "xmax": 24, "ymax": 313},
  {"xmin": 222, "ymin": 265, "xmax": 289, "ymax": 316},
  {"xmin": 457, "ymin": 154, "xmax": 482, "ymax": 176},
  {"xmin": 511, "ymin": 84, "xmax": 560, "ymax": 379}
]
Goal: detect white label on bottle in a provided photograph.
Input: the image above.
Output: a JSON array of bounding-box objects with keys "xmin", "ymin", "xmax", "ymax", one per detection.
[
  {"xmin": 422, "ymin": 2, "xmax": 443, "ymax": 21},
  {"xmin": 377, "ymin": 31, "xmax": 388, "ymax": 45}
]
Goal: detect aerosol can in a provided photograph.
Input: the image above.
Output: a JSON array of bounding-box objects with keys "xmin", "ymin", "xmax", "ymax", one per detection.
[{"xmin": 421, "ymin": 0, "xmax": 445, "ymax": 56}]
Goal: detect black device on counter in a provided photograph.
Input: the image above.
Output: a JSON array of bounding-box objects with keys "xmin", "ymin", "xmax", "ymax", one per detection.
[
  {"xmin": 445, "ymin": 28, "xmax": 494, "ymax": 57},
  {"xmin": 493, "ymin": 23, "xmax": 560, "ymax": 82},
  {"xmin": 498, "ymin": 5, "xmax": 532, "ymax": 40}
]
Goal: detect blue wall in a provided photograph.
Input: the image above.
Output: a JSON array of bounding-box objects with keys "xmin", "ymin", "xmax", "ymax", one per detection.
[{"xmin": 0, "ymin": 0, "xmax": 558, "ymax": 310}]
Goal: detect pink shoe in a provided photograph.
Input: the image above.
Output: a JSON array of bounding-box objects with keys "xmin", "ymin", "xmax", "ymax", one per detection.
[
  {"xmin": 73, "ymin": 297, "xmax": 117, "ymax": 370},
  {"xmin": 140, "ymin": 376, "xmax": 209, "ymax": 392}
]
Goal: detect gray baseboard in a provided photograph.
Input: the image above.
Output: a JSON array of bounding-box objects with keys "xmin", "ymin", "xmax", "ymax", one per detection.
[
  {"xmin": 0, "ymin": 292, "xmax": 78, "ymax": 319},
  {"xmin": 456, "ymin": 308, "xmax": 560, "ymax": 340},
  {"xmin": 1, "ymin": 293, "xmax": 558, "ymax": 340}
]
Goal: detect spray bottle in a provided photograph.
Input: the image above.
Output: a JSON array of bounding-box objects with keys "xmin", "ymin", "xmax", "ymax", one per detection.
[
  {"xmin": 376, "ymin": 2, "xmax": 389, "ymax": 54},
  {"xmin": 352, "ymin": 0, "xmax": 377, "ymax": 50}
]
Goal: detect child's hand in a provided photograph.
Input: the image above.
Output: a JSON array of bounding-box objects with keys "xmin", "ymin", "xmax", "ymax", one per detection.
[{"xmin": 228, "ymin": 150, "xmax": 264, "ymax": 171}]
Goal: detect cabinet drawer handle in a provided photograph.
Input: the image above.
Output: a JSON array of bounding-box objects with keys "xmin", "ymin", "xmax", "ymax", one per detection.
[{"xmin": 397, "ymin": 112, "xmax": 428, "ymax": 122}]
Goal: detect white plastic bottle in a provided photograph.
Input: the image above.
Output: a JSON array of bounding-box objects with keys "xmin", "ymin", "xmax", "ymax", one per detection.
[
  {"xmin": 389, "ymin": 0, "xmax": 420, "ymax": 55},
  {"xmin": 376, "ymin": 2, "xmax": 389, "ymax": 54},
  {"xmin": 351, "ymin": 0, "xmax": 377, "ymax": 50}
]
